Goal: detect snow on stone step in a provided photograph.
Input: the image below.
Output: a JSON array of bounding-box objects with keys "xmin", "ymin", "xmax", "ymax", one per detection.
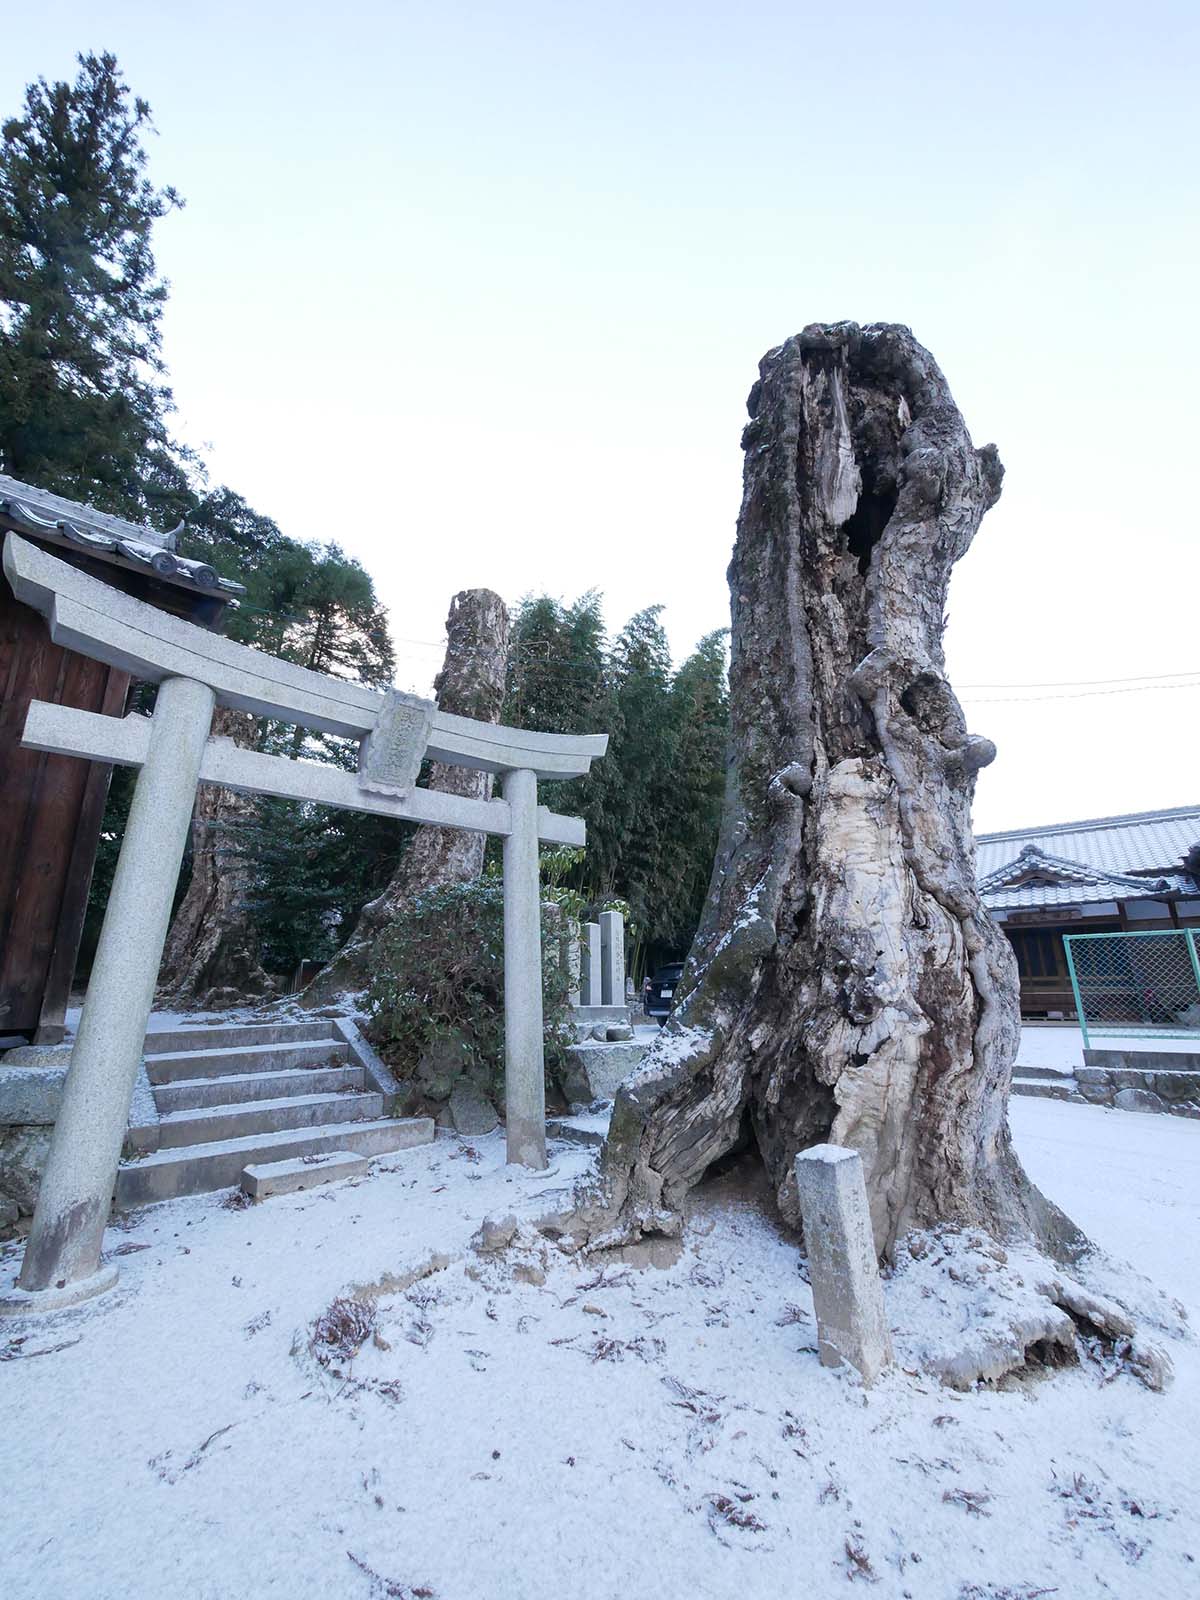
[
  {"xmin": 115, "ymin": 1116, "xmax": 435, "ymax": 1206},
  {"xmin": 155, "ymin": 1091, "xmax": 383, "ymax": 1148},
  {"xmin": 152, "ymin": 1064, "xmax": 363, "ymax": 1114},
  {"xmin": 241, "ymin": 1150, "xmax": 368, "ymax": 1200},
  {"xmin": 546, "ymin": 1111, "xmax": 610, "ymax": 1147},
  {"xmin": 144, "ymin": 1038, "xmax": 348, "ymax": 1083},
  {"xmin": 1011, "ymin": 1076, "xmax": 1078, "ymax": 1101},
  {"xmin": 142, "ymin": 1020, "xmax": 338, "ymax": 1054}
]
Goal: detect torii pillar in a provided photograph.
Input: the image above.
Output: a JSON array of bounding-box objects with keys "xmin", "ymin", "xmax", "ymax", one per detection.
[{"xmin": 12, "ymin": 676, "xmax": 215, "ymax": 1306}]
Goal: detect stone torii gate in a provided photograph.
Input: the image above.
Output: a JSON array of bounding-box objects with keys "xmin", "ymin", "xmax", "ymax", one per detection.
[{"xmin": 1, "ymin": 532, "xmax": 607, "ymax": 1312}]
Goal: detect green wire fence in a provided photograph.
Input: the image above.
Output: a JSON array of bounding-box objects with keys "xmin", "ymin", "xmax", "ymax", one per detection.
[{"xmin": 1063, "ymin": 929, "xmax": 1200, "ymax": 1049}]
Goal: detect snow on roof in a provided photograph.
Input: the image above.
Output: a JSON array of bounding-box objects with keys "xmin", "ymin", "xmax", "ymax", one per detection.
[
  {"xmin": 975, "ymin": 806, "xmax": 1200, "ymax": 911},
  {"xmin": 0, "ymin": 473, "xmax": 244, "ymax": 599}
]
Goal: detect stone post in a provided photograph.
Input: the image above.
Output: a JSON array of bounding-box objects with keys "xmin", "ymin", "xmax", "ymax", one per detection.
[
  {"xmin": 793, "ymin": 1144, "xmax": 893, "ymax": 1385},
  {"xmin": 502, "ymin": 768, "xmax": 547, "ymax": 1170},
  {"xmin": 599, "ymin": 910, "xmax": 624, "ymax": 1007},
  {"xmin": 4, "ymin": 676, "xmax": 217, "ymax": 1312},
  {"xmin": 580, "ymin": 922, "xmax": 602, "ymax": 1005},
  {"xmin": 565, "ymin": 921, "xmax": 582, "ymax": 1007}
]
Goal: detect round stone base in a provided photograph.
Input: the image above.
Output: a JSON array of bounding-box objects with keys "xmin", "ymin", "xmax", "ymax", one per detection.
[{"xmin": 0, "ymin": 1262, "xmax": 119, "ymax": 1317}]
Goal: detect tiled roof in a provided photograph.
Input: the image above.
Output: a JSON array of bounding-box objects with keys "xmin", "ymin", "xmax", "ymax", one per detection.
[
  {"xmin": 975, "ymin": 807, "xmax": 1200, "ymax": 911},
  {"xmin": 978, "ymin": 845, "xmax": 1168, "ymax": 895},
  {"xmin": 0, "ymin": 474, "xmax": 244, "ymax": 599},
  {"xmin": 983, "ymin": 873, "xmax": 1197, "ymax": 911},
  {"xmin": 976, "ymin": 805, "xmax": 1200, "ymax": 880}
]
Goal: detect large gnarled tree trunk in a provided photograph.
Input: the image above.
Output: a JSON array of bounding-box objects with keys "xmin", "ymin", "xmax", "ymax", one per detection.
[
  {"xmin": 583, "ymin": 322, "xmax": 1079, "ymax": 1266},
  {"xmin": 157, "ymin": 706, "xmax": 278, "ymax": 1007},
  {"xmin": 302, "ymin": 588, "xmax": 510, "ymax": 1004}
]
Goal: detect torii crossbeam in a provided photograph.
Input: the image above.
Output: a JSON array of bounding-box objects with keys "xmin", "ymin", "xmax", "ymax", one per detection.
[{"xmin": 1, "ymin": 533, "xmax": 608, "ymax": 1312}]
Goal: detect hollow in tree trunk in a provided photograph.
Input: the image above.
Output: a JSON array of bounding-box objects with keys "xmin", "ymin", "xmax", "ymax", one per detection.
[
  {"xmin": 156, "ymin": 706, "xmax": 278, "ymax": 1007},
  {"xmin": 301, "ymin": 588, "xmax": 510, "ymax": 1004},
  {"xmin": 580, "ymin": 322, "xmax": 1083, "ymax": 1268}
]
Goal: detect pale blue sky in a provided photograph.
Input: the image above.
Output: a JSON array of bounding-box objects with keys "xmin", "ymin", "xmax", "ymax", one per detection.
[{"xmin": 3, "ymin": 1, "xmax": 1197, "ymax": 830}]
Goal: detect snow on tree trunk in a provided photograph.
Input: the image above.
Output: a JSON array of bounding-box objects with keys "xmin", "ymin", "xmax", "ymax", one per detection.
[
  {"xmin": 157, "ymin": 706, "xmax": 278, "ymax": 1006},
  {"xmin": 582, "ymin": 322, "xmax": 1080, "ymax": 1264},
  {"xmin": 302, "ymin": 588, "xmax": 510, "ymax": 1003}
]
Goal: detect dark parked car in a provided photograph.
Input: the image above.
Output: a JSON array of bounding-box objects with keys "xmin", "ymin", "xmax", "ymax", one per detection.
[{"xmin": 643, "ymin": 961, "xmax": 684, "ymax": 1023}]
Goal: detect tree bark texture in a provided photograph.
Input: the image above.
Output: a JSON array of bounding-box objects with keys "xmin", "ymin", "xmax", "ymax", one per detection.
[
  {"xmin": 156, "ymin": 706, "xmax": 278, "ymax": 1006},
  {"xmin": 588, "ymin": 322, "xmax": 1079, "ymax": 1262},
  {"xmin": 303, "ymin": 588, "xmax": 510, "ymax": 1003}
]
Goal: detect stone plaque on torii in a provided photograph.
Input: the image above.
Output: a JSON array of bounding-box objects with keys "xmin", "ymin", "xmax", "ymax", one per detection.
[{"xmin": 0, "ymin": 532, "xmax": 608, "ymax": 1312}]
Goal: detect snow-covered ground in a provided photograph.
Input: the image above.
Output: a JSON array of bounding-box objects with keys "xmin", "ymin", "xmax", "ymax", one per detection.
[
  {"xmin": 1015, "ymin": 1023, "xmax": 1196, "ymax": 1074},
  {"xmin": 1010, "ymin": 1097, "xmax": 1200, "ymax": 1316},
  {"xmin": 2, "ymin": 1100, "xmax": 1198, "ymax": 1600},
  {"xmin": 62, "ymin": 1002, "xmax": 271, "ymax": 1039}
]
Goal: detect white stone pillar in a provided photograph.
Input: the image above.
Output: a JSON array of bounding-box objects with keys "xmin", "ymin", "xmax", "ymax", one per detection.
[
  {"xmin": 580, "ymin": 922, "xmax": 602, "ymax": 1005},
  {"xmin": 502, "ymin": 768, "xmax": 547, "ymax": 1170},
  {"xmin": 793, "ymin": 1145, "xmax": 892, "ymax": 1385},
  {"xmin": 599, "ymin": 910, "xmax": 624, "ymax": 1007},
  {"xmin": 5, "ymin": 676, "xmax": 216, "ymax": 1312}
]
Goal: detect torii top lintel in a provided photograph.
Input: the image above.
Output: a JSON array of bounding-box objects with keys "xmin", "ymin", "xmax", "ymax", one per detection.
[{"xmin": 3, "ymin": 533, "xmax": 608, "ymax": 783}]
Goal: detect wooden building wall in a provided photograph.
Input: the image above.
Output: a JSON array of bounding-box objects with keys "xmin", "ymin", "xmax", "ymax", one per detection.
[
  {"xmin": 1004, "ymin": 903, "xmax": 1200, "ymax": 1019},
  {"xmin": 0, "ymin": 536, "xmax": 230, "ymax": 1045},
  {"xmin": 0, "ymin": 582, "xmax": 130, "ymax": 1042}
]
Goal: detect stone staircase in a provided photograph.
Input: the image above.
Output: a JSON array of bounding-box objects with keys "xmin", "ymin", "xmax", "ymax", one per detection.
[
  {"xmin": 1010, "ymin": 1064, "xmax": 1078, "ymax": 1102},
  {"xmin": 115, "ymin": 1019, "xmax": 432, "ymax": 1207}
]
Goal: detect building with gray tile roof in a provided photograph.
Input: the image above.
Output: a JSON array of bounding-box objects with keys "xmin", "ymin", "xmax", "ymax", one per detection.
[
  {"xmin": 974, "ymin": 805, "xmax": 1200, "ymax": 1015},
  {"xmin": 976, "ymin": 804, "xmax": 1200, "ymax": 885}
]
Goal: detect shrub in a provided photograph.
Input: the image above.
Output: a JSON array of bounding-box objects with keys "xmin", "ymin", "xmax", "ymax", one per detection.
[
  {"xmin": 364, "ymin": 878, "xmax": 575, "ymax": 1109},
  {"xmin": 309, "ymin": 1296, "xmax": 376, "ymax": 1367}
]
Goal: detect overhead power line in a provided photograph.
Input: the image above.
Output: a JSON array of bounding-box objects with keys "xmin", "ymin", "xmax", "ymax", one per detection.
[
  {"xmin": 959, "ymin": 668, "xmax": 1198, "ymax": 690},
  {"xmin": 962, "ymin": 680, "xmax": 1200, "ymax": 705}
]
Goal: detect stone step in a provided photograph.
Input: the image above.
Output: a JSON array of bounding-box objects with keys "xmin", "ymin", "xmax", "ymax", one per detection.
[
  {"xmin": 1084, "ymin": 1048, "xmax": 1200, "ymax": 1071},
  {"xmin": 242, "ymin": 1150, "xmax": 369, "ymax": 1200},
  {"xmin": 1013, "ymin": 1064, "xmax": 1079, "ymax": 1082},
  {"xmin": 562, "ymin": 1038, "xmax": 648, "ymax": 1102},
  {"xmin": 145, "ymin": 1038, "xmax": 347, "ymax": 1084},
  {"xmin": 546, "ymin": 1115, "xmax": 608, "ymax": 1148},
  {"xmin": 143, "ymin": 1020, "xmax": 337, "ymax": 1054},
  {"xmin": 571, "ymin": 1005, "xmax": 633, "ymax": 1039},
  {"xmin": 155, "ymin": 1091, "xmax": 383, "ymax": 1149},
  {"xmin": 115, "ymin": 1116, "xmax": 435, "ymax": 1207},
  {"xmin": 1011, "ymin": 1076, "xmax": 1078, "ymax": 1101},
  {"xmin": 153, "ymin": 1064, "xmax": 364, "ymax": 1115}
]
